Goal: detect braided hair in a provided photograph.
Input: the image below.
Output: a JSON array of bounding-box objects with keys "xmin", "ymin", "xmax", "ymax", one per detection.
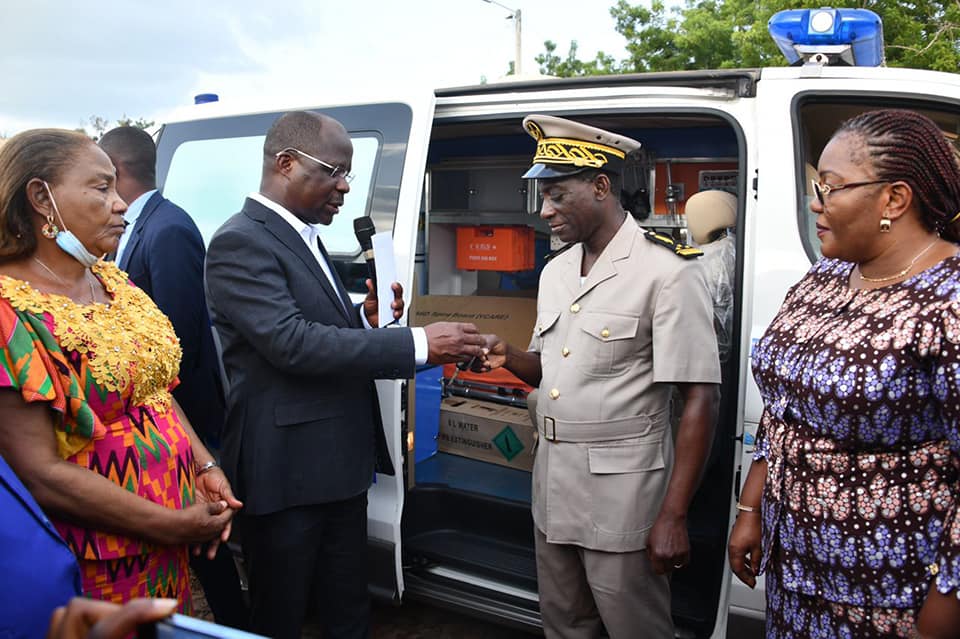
[{"xmin": 836, "ymin": 109, "xmax": 960, "ymax": 242}]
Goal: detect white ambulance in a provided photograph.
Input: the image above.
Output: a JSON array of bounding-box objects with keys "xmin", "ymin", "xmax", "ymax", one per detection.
[{"xmin": 154, "ymin": 8, "xmax": 960, "ymax": 636}]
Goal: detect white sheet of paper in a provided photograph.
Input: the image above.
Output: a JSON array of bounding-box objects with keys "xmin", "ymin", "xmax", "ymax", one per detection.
[{"xmin": 372, "ymin": 231, "xmax": 399, "ymax": 325}]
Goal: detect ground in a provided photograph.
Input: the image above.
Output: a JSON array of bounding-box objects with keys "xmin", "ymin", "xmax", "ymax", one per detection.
[
  {"xmin": 189, "ymin": 572, "xmax": 534, "ymax": 638},
  {"xmin": 190, "ymin": 572, "xmax": 765, "ymax": 638}
]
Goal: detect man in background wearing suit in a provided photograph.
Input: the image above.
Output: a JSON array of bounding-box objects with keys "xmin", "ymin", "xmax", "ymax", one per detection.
[
  {"xmin": 204, "ymin": 111, "xmax": 486, "ymax": 639},
  {"xmin": 99, "ymin": 127, "xmax": 248, "ymax": 629}
]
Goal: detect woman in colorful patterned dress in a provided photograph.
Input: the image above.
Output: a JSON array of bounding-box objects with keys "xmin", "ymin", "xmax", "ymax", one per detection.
[
  {"xmin": 0, "ymin": 129, "xmax": 242, "ymax": 608},
  {"xmin": 728, "ymin": 109, "xmax": 960, "ymax": 638}
]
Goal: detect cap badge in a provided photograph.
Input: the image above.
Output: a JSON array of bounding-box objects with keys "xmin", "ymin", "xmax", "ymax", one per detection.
[{"xmin": 525, "ymin": 120, "xmax": 545, "ymax": 141}]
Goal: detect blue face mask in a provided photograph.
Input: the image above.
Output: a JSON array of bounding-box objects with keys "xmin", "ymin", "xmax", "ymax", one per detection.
[
  {"xmin": 42, "ymin": 182, "xmax": 101, "ymax": 268},
  {"xmin": 55, "ymin": 229, "xmax": 100, "ymax": 268}
]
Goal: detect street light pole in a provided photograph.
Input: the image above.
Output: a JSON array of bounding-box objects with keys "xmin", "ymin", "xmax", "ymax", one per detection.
[
  {"xmin": 482, "ymin": 0, "xmax": 522, "ymax": 75},
  {"xmin": 513, "ymin": 8, "xmax": 522, "ymax": 75}
]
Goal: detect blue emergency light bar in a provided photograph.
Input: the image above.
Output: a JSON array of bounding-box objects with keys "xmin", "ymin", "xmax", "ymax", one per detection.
[{"xmin": 768, "ymin": 8, "xmax": 884, "ymax": 67}]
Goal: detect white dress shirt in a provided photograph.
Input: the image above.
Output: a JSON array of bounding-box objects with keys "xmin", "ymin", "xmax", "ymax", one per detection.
[
  {"xmin": 249, "ymin": 192, "xmax": 428, "ymax": 364},
  {"xmin": 115, "ymin": 189, "xmax": 157, "ymax": 263}
]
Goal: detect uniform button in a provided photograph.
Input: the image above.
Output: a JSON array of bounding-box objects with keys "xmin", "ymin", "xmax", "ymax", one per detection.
[
  {"xmin": 600, "ymin": 328, "xmax": 610, "ymax": 338},
  {"xmin": 549, "ymin": 388, "xmax": 560, "ymax": 399},
  {"xmin": 570, "ymin": 303, "xmax": 580, "ymax": 313},
  {"xmin": 561, "ymin": 347, "xmax": 570, "ymax": 357}
]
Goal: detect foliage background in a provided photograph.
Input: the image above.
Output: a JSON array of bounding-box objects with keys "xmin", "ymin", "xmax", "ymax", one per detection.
[{"xmin": 537, "ymin": 1, "xmax": 960, "ymax": 76}]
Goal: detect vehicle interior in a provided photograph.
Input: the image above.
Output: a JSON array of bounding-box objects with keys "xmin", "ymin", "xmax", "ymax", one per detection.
[{"xmin": 401, "ymin": 110, "xmax": 745, "ymax": 637}]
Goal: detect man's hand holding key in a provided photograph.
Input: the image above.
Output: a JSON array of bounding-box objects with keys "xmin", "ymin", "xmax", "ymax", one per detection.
[{"xmin": 423, "ymin": 322, "xmax": 488, "ymax": 365}]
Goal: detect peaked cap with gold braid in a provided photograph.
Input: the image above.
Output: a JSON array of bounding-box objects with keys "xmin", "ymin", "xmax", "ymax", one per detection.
[{"xmin": 521, "ymin": 114, "xmax": 642, "ymax": 180}]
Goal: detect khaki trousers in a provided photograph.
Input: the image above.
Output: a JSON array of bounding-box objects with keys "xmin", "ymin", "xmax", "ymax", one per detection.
[{"xmin": 535, "ymin": 527, "xmax": 673, "ymax": 639}]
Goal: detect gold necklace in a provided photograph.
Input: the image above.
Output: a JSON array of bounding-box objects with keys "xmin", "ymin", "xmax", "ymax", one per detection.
[
  {"xmin": 857, "ymin": 238, "xmax": 939, "ymax": 283},
  {"xmin": 33, "ymin": 257, "xmax": 97, "ymax": 303}
]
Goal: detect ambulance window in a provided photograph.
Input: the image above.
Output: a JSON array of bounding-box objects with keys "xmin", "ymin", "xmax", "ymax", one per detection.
[
  {"xmin": 795, "ymin": 99, "xmax": 960, "ymax": 263},
  {"xmin": 163, "ymin": 134, "xmax": 381, "ymax": 253}
]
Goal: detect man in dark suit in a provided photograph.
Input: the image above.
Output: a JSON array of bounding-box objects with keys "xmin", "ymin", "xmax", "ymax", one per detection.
[
  {"xmin": 99, "ymin": 127, "xmax": 248, "ymax": 629},
  {"xmin": 204, "ymin": 111, "xmax": 485, "ymax": 639}
]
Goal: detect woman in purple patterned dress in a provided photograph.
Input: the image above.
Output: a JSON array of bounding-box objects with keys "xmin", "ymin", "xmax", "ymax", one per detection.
[{"xmin": 728, "ymin": 109, "xmax": 960, "ymax": 638}]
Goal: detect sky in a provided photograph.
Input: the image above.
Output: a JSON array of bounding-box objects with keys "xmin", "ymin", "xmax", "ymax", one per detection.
[{"xmin": 1, "ymin": 0, "xmax": 630, "ymax": 136}]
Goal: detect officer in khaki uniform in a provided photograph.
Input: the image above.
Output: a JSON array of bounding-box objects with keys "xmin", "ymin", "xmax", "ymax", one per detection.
[{"xmin": 478, "ymin": 115, "xmax": 721, "ymax": 638}]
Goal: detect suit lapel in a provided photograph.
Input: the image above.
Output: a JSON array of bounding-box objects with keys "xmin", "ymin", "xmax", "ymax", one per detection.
[
  {"xmin": 316, "ymin": 236, "xmax": 358, "ymax": 327},
  {"xmin": 243, "ymin": 199, "xmax": 352, "ymax": 325},
  {"xmin": 119, "ymin": 191, "xmax": 163, "ymax": 270},
  {"xmin": 571, "ymin": 216, "xmax": 639, "ymax": 304},
  {"xmin": 575, "ymin": 254, "xmax": 616, "ymax": 303},
  {"xmin": 557, "ymin": 243, "xmax": 584, "ymax": 301}
]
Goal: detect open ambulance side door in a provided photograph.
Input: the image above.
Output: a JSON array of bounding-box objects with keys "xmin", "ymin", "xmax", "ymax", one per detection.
[{"xmin": 154, "ymin": 92, "xmax": 438, "ymax": 602}]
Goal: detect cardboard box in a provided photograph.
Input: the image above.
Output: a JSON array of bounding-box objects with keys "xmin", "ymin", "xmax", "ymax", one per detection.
[
  {"xmin": 456, "ymin": 226, "xmax": 535, "ymax": 272},
  {"xmin": 438, "ymin": 397, "xmax": 536, "ymax": 472},
  {"xmin": 411, "ymin": 294, "xmax": 537, "ymax": 351}
]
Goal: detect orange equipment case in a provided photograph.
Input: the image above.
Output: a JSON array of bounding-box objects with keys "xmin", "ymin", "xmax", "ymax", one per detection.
[{"xmin": 455, "ymin": 226, "xmax": 535, "ymax": 272}]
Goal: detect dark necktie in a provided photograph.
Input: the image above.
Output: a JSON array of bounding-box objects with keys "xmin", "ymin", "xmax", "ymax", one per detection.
[{"xmin": 317, "ymin": 236, "xmax": 353, "ymax": 320}]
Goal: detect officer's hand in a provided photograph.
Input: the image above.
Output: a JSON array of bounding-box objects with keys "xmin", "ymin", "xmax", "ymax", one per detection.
[
  {"xmin": 363, "ymin": 280, "xmax": 404, "ymax": 328},
  {"xmin": 646, "ymin": 511, "xmax": 690, "ymax": 575},
  {"xmin": 727, "ymin": 510, "xmax": 762, "ymax": 588},
  {"xmin": 424, "ymin": 322, "xmax": 487, "ymax": 364},
  {"xmin": 47, "ymin": 597, "xmax": 177, "ymax": 639},
  {"xmin": 473, "ymin": 335, "xmax": 507, "ymax": 371}
]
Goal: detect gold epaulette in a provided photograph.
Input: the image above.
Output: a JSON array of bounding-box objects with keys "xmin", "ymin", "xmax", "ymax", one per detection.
[{"xmin": 643, "ymin": 230, "xmax": 703, "ymax": 259}]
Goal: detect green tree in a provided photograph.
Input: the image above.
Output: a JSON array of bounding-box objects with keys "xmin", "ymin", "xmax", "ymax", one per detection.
[
  {"xmin": 76, "ymin": 114, "xmax": 154, "ymax": 141},
  {"xmin": 116, "ymin": 114, "xmax": 156, "ymax": 130},
  {"xmin": 537, "ymin": 0, "xmax": 960, "ymax": 76},
  {"xmin": 538, "ymin": 40, "xmax": 620, "ymax": 76}
]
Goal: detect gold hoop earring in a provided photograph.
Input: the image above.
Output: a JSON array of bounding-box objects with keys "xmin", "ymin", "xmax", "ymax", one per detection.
[
  {"xmin": 880, "ymin": 216, "xmax": 892, "ymax": 233},
  {"xmin": 41, "ymin": 213, "xmax": 59, "ymax": 239}
]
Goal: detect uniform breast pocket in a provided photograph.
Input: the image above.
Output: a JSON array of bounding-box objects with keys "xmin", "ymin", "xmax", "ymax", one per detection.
[
  {"xmin": 532, "ymin": 311, "xmax": 561, "ymax": 352},
  {"xmin": 575, "ymin": 311, "xmax": 640, "ymax": 377}
]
